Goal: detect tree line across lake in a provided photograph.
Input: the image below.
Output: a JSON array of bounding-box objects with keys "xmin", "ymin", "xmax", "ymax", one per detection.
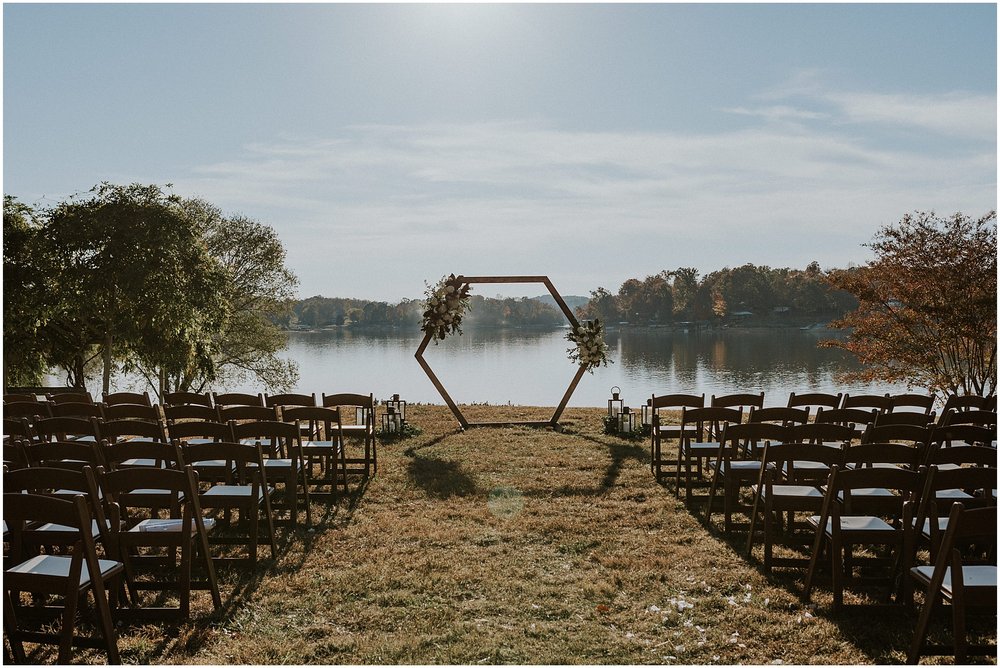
[
  {"xmin": 286, "ymin": 263, "xmax": 858, "ymax": 330},
  {"xmin": 4, "ymin": 181, "xmax": 993, "ymax": 401}
]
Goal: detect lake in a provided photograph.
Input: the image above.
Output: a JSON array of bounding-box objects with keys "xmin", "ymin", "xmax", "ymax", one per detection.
[{"xmin": 208, "ymin": 326, "xmax": 912, "ymax": 407}]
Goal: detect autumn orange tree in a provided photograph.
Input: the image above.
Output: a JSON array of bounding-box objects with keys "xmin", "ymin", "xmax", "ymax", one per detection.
[{"xmin": 824, "ymin": 211, "xmax": 996, "ymax": 398}]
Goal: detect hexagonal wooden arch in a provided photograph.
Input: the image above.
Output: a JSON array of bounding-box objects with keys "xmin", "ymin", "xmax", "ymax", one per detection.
[{"xmin": 415, "ymin": 275, "xmax": 589, "ymax": 430}]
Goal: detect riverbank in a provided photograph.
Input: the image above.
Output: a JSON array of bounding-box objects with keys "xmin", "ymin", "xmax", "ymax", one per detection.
[{"xmin": 44, "ymin": 405, "xmax": 964, "ymax": 665}]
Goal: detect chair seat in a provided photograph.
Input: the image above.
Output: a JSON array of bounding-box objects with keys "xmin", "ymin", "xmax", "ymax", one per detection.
[
  {"xmin": 53, "ymin": 487, "xmax": 103, "ymax": 500},
  {"xmin": 201, "ymin": 485, "xmax": 273, "ymax": 500},
  {"xmin": 768, "ymin": 484, "xmax": 823, "ymax": 499},
  {"xmin": 910, "ymin": 565, "xmax": 997, "ymax": 598},
  {"xmin": 714, "ymin": 460, "xmax": 764, "ymax": 472},
  {"xmin": 684, "ymin": 441, "xmax": 721, "ymax": 453},
  {"xmin": 6, "ymin": 554, "xmax": 121, "ymax": 587},
  {"xmin": 31, "ymin": 519, "xmax": 108, "ymax": 538},
  {"xmin": 935, "ymin": 488, "xmax": 974, "ymax": 500},
  {"xmin": 809, "ymin": 515, "xmax": 896, "ymax": 534},
  {"xmin": 838, "ymin": 487, "xmax": 897, "ymax": 499},
  {"xmin": 130, "ymin": 518, "xmax": 216, "ymax": 533},
  {"xmin": 301, "ymin": 440, "xmax": 342, "ymax": 453},
  {"xmin": 784, "ymin": 461, "xmax": 830, "ymax": 472},
  {"xmin": 119, "ymin": 458, "xmax": 171, "ymax": 468},
  {"xmin": 920, "ymin": 517, "xmax": 949, "ymax": 539}
]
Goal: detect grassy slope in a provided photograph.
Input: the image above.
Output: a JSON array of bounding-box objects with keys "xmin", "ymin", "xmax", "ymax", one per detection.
[{"xmin": 36, "ymin": 405, "xmax": 991, "ymax": 664}]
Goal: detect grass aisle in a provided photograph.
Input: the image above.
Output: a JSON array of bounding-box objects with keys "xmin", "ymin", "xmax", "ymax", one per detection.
[{"xmin": 118, "ymin": 406, "xmax": 932, "ymax": 664}]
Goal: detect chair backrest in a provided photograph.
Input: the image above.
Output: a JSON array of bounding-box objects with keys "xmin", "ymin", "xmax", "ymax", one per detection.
[
  {"xmin": 650, "ymin": 393, "xmax": 705, "ymax": 411},
  {"xmin": 212, "ymin": 392, "xmax": 265, "ymax": 408},
  {"xmin": 875, "ymin": 411, "xmax": 936, "ymax": 428},
  {"xmin": 941, "ymin": 394, "xmax": 988, "ymax": 414},
  {"xmin": 720, "ymin": 422, "xmax": 790, "ymax": 456},
  {"xmin": 102, "ymin": 439, "xmax": 184, "ymax": 470},
  {"xmin": 747, "ymin": 406, "xmax": 810, "ymax": 426},
  {"xmin": 321, "ymin": 393, "xmax": 374, "ymax": 426},
  {"xmin": 929, "ymin": 424, "xmax": 996, "ymax": 448},
  {"xmin": 166, "ymin": 420, "xmax": 234, "ymax": 443},
  {"xmin": 162, "ymin": 404, "xmax": 220, "ymax": 423},
  {"xmin": 50, "ymin": 401, "xmax": 105, "ymax": 419},
  {"xmin": 917, "ymin": 466, "xmax": 997, "ymax": 525},
  {"xmin": 280, "ymin": 406, "xmax": 341, "ymax": 439},
  {"xmin": 787, "ymin": 391, "xmax": 842, "ymax": 411},
  {"xmin": 842, "ymin": 442, "xmax": 923, "ymax": 469},
  {"xmin": 710, "ymin": 392, "xmax": 765, "ymax": 411},
  {"xmin": 888, "ymin": 393, "xmax": 935, "ymax": 414},
  {"xmin": 4, "ymin": 465, "xmax": 110, "ymax": 539},
  {"xmin": 99, "ymin": 418, "xmax": 168, "ymax": 443},
  {"xmin": 230, "ymin": 419, "xmax": 301, "ymax": 458},
  {"xmin": 939, "ymin": 409, "xmax": 997, "ymax": 428},
  {"xmin": 181, "ymin": 441, "xmax": 266, "ymax": 484},
  {"xmin": 758, "ymin": 440, "xmax": 844, "ymax": 483},
  {"xmin": 840, "ymin": 393, "xmax": 893, "ymax": 412},
  {"xmin": 33, "ymin": 416, "xmax": 101, "ymax": 441},
  {"xmin": 3, "ymin": 439, "xmax": 29, "ymax": 469},
  {"xmin": 3, "ymin": 416, "xmax": 36, "ymax": 442},
  {"xmin": 3, "ymin": 400, "xmax": 52, "ymax": 420},
  {"xmin": 23, "ymin": 439, "xmax": 107, "ymax": 470},
  {"xmin": 861, "ymin": 424, "xmax": 931, "ymax": 447},
  {"xmin": 4, "ymin": 393, "xmax": 37, "ymax": 403},
  {"xmin": 265, "ymin": 392, "xmax": 316, "ymax": 408},
  {"xmin": 218, "ymin": 405, "xmax": 278, "ymax": 424},
  {"xmin": 47, "ymin": 391, "xmax": 94, "ymax": 404},
  {"xmin": 824, "ymin": 465, "xmax": 924, "ymax": 516},
  {"xmin": 815, "ymin": 407, "xmax": 879, "ymax": 430},
  {"xmin": 786, "ymin": 422, "xmax": 856, "ymax": 445},
  {"xmin": 162, "ymin": 391, "xmax": 214, "ymax": 407},
  {"xmin": 99, "ymin": 466, "xmax": 201, "ymax": 525},
  {"xmin": 3, "ymin": 492, "xmax": 106, "ymax": 583},
  {"xmin": 103, "ymin": 403, "xmax": 162, "ymax": 421},
  {"xmin": 680, "ymin": 407, "xmax": 742, "ymax": 442},
  {"xmin": 924, "ymin": 444, "xmax": 997, "ymax": 468},
  {"xmin": 102, "ymin": 391, "xmax": 152, "ymax": 407}
]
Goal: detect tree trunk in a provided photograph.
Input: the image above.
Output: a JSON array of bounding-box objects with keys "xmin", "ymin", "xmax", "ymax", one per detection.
[{"xmin": 102, "ymin": 332, "xmax": 113, "ymax": 396}]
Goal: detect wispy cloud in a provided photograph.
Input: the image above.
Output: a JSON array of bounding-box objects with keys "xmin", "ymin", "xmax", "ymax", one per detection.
[{"xmin": 170, "ymin": 85, "xmax": 996, "ymax": 300}]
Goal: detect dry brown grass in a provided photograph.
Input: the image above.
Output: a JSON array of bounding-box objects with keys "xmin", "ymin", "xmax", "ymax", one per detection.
[{"xmin": 16, "ymin": 405, "xmax": 995, "ymax": 664}]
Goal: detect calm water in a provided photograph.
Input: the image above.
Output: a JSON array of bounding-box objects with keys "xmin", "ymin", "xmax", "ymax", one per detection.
[{"xmin": 212, "ymin": 327, "xmax": 912, "ymax": 407}]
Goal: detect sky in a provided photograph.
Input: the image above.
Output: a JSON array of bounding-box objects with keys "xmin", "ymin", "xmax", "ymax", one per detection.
[{"xmin": 3, "ymin": 3, "xmax": 997, "ymax": 302}]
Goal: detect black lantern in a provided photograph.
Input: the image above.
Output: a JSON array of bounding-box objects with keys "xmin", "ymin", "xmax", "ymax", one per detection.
[
  {"xmin": 386, "ymin": 393, "xmax": 407, "ymax": 424},
  {"xmin": 382, "ymin": 405, "xmax": 402, "ymax": 435},
  {"xmin": 619, "ymin": 406, "xmax": 636, "ymax": 435},
  {"xmin": 608, "ymin": 386, "xmax": 623, "ymax": 420},
  {"xmin": 641, "ymin": 398, "xmax": 654, "ymax": 427}
]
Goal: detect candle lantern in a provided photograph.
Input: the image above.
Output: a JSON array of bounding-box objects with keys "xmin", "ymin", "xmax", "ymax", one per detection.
[
  {"xmin": 641, "ymin": 398, "xmax": 654, "ymax": 427},
  {"xmin": 619, "ymin": 406, "xmax": 636, "ymax": 435},
  {"xmin": 382, "ymin": 406, "xmax": 402, "ymax": 434},
  {"xmin": 608, "ymin": 386, "xmax": 624, "ymax": 420},
  {"xmin": 386, "ymin": 393, "xmax": 407, "ymax": 424}
]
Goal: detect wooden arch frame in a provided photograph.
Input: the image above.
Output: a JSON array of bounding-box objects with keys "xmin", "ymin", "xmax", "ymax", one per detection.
[{"xmin": 415, "ymin": 275, "xmax": 589, "ymax": 430}]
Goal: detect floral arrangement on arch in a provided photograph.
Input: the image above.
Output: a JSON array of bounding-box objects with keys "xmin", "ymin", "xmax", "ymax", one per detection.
[
  {"xmin": 421, "ymin": 274, "xmax": 472, "ymax": 342},
  {"xmin": 566, "ymin": 318, "xmax": 612, "ymax": 372}
]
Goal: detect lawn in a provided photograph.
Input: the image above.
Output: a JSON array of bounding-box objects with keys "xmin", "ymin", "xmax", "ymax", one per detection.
[{"xmin": 23, "ymin": 405, "xmax": 993, "ymax": 664}]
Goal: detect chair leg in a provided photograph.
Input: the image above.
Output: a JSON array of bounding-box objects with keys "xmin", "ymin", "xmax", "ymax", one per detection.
[
  {"xmin": 907, "ymin": 584, "xmax": 938, "ymax": 664},
  {"xmin": 4, "ymin": 591, "xmax": 27, "ymax": 663},
  {"xmin": 57, "ymin": 585, "xmax": 81, "ymax": 664},
  {"xmin": 831, "ymin": 535, "xmax": 844, "ymax": 612},
  {"xmin": 92, "ymin": 579, "xmax": 121, "ymax": 665}
]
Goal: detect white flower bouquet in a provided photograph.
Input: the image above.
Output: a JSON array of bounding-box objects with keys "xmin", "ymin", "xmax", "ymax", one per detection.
[
  {"xmin": 566, "ymin": 318, "xmax": 611, "ymax": 372},
  {"xmin": 421, "ymin": 274, "xmax": 472, "ymax": 342}
]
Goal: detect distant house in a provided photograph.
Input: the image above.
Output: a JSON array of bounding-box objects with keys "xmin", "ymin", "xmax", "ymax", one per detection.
[
  {"xmin": 730, "ymin": 311, "xmax": 753, "ymax": 318},
  {"xmin": 773, "ymin": 306, "xmax": 790, "ymax": 314}
]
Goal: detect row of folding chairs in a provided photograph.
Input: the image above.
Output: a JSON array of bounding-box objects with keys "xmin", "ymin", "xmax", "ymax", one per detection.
[{"xmin": 688, "ymin": 423, "xmax": 997, "ymax": 662}]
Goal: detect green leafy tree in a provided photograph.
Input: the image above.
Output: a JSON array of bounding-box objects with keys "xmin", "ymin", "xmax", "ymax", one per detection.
[
  {"xmin": 823, "ymin": 211, "xmax": 997, "ymax": 398},
  {"xmin": 41, "ymin": 184, "xmax": 228, "ymax": 395},
  {"xmin": 3, "ymin": 196, "xmax": 54, "ymax": 386},
  {"xmin": 163, "ymin": 198, "xmax": 299, "ymax": 394},
  {"xmin": 578, "ymin": 287, "xmax": 621, "ymax": 323}
]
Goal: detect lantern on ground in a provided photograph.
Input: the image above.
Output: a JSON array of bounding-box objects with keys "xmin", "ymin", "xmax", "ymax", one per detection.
[
  {"xmin": 608, "ymin": 386, "xmax": 623, "ymax": 421},
  {"xmin": 386, "ymin": 393, "xmax": 407, "ymax": 424},
  {"xmin": 641, "ymin": 398, "xmax": 653, "ymax": 428},
  {"xmin": 382, "ymin": 405, "xmax": 402, "ymax": 435},
  {"xmin": 619, "ymin": 406, "xmax": 636, "ymax": 435}
]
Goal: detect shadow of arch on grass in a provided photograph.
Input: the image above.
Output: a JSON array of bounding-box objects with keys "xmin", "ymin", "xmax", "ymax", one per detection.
[{"xmin": 406, "ymin": 455, "xmax": 479, "ymax": 499}]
